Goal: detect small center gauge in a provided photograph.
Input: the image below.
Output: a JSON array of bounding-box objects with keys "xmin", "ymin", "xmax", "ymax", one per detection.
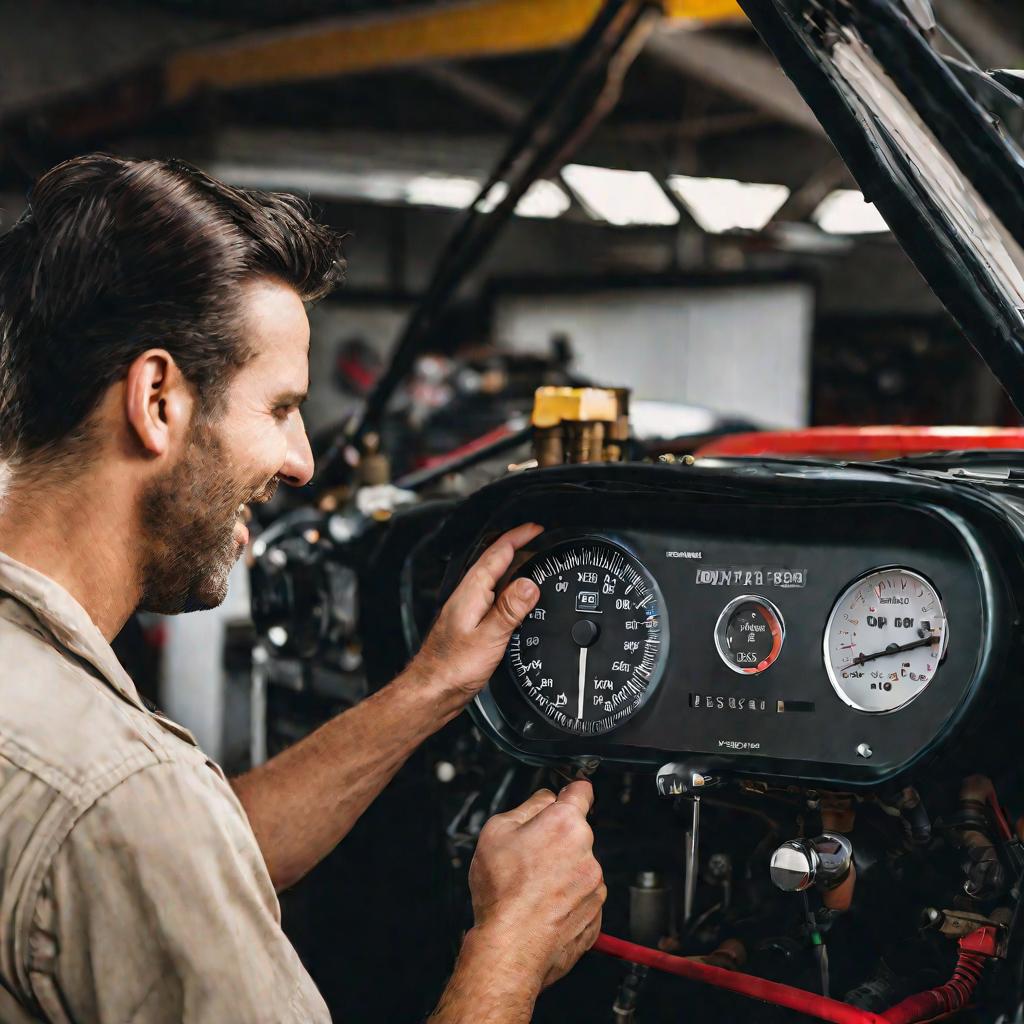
[
  {"xmin": 715, "ymin": 595, "xmax": 785, "ymax": 674},
  {"xmin": 506, "ymin": 537, "xmax": 667, "ymax": 735}
]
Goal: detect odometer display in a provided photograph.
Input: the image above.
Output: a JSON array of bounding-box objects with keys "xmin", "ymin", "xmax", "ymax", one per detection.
[{"xmin": 507, "ymin": 539, "xmax": 667, "ymax": 736}]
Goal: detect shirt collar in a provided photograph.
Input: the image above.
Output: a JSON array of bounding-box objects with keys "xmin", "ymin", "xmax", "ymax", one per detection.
[{"xmin": 0, "ymin": 550, "xmax": 197, "ymax": 745}]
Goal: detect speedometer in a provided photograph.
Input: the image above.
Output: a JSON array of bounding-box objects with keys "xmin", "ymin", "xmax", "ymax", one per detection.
[
  {"xmin": 507, "ymin": 538, "xmax": 667, "ymax": 736},
  {"xmin": 824, "ymin": 568, "xmax": 948, "ymax": 714}
]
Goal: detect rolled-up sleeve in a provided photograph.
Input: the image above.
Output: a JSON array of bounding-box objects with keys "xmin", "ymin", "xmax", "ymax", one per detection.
[{"xmin": 28, "ymin": 761, "xmax": 330, "ymax": 1024}]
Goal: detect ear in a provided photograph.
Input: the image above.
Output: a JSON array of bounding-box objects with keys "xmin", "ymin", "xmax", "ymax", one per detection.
[{"xmin": 123, "ymin": 350, "xmax": 194, "ymax": 457}]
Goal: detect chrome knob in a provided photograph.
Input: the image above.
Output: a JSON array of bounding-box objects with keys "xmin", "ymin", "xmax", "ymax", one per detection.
[{"xmin": 770, "ymin": 833, "xmax": 853, "ymax": 893}]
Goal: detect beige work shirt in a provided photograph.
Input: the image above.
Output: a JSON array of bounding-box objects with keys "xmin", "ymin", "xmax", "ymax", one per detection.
[{"xmin": 0, "ymin": 551, "xmax": 331, "ymax": 1023}]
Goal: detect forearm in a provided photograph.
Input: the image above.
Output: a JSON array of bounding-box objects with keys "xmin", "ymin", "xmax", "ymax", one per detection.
[
  {"xmin": 429, "ymin": 926, "xmax": 540, "ymax": 1024},
  {"xmin": 231, "ymin": 663, "xmax": 464, "ymax": 890}
]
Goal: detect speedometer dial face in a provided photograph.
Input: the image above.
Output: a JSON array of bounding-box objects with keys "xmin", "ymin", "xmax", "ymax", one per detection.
[
  {"xmin": 507, "ymin": 538, "xmax": 667, "ymax": 736},
  {"xmin": 824, "ymin": 568, "xmax": 948, "ymax": 714}
]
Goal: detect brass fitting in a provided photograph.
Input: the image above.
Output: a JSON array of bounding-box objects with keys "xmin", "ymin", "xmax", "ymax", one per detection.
[{"xmin": 531, "ymin": 386, "xmax": 627, "ymax": 467}]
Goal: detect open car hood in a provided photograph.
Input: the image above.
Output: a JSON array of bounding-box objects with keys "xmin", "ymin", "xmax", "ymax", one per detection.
[{"xmin": 739, "ymin": 0, "xmax": 1024, "ymax": 415}]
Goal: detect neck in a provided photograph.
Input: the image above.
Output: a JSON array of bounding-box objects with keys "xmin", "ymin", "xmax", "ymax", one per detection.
[{"xmin": 0, "ymin": 462, "xmax": 141, "ymax": 641}]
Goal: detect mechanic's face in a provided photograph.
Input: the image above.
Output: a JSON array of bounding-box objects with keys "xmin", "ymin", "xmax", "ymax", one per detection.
[{"xmin": 138, "ymin": 277, "xmax": 314, "ymax": 614}]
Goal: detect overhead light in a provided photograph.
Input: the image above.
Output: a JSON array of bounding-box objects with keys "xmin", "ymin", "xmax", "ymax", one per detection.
[
  {"xmin": 562, "ymin": 164, "xmax": 680, "ymax": 227},
  {"xmin": 813, "ymin": 189, "xmax": 891, "ymax": 234},
  {"xmin": 512, "ymin": 180, "xmax": 571, "ymax": 219},
  {"xmin": 215, "ymin": 161, "xmax": 569, "ymax": 219},
  {"xmin": 405, "ymin": 175, "xmax": 482, "ymax": 209},
  {"xmin": 666, "ymin": 175, "xmax": 790, "ymax": 233},
  {"xmin": 477, "ymin": 179, "xmax": 571, "ymax": 219},
  {"xmin": 210, "ymin": 162, "xmax": 412, "ymax": 204}
]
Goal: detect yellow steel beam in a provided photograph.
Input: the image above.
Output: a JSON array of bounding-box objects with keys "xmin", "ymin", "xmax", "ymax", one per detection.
[
  {"xmin": 664, "ymin": 0, "xmax": 746, "ymax": 21},
  {"xmin": 165, "ymin": 0, "xmax": 745, "ymax": 103}
]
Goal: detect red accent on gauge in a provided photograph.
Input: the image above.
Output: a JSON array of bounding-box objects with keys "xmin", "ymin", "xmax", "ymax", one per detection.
[
  {"xmin": 714, "ymin": 595, "xmax": 786, "ymax": 676},
  {"xmin": 751, "ymin": 602, "xmax": 784, "ymax": 674}
]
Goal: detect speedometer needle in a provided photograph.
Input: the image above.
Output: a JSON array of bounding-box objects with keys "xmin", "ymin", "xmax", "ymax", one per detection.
[
  {"xmin": 577, "ymin": 647, "xmax": 587, "ymax": 720},
  {"xmin": 842, "ymin": 635, "xmax": 939, "ymax": 670}
]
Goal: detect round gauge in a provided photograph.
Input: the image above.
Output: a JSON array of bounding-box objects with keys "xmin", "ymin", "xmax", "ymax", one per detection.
[
  {"xmin": 824, "ymin": 568, "xmax": 948, "ymax": 714},
  {"xmin": 506, "ymin": 538, "xmax": 667, "ymax": 736},
  {"xmin": 715, "ymin": 595, "xmax": 785, "ymax": 675}
]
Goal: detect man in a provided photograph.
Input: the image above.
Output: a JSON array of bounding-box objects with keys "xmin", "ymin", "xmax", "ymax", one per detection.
[{"xmin": 0, "ymin": 154, "xmax": 605, "ymax": 1023}]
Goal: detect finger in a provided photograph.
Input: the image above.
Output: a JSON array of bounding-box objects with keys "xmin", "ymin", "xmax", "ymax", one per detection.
[
  {"xmin": 566, "ymin": 880, "xmax": 607, "ymax": 927},
  {"xmin": 464, "ymin": 524, "xmax": 544, "ymax": 596},
  {"xmin": 479, "ymin": 577, "xmax": 540, "ymax": 639},
  {"xmin": 556, "ymin": 780, "xmax": 595, "ymax": 817},
  {"xmin": 447, "ymin": 524, "xmax": 542, "ymax": 630},
  {"xmin": 496, "ymin": 788, "xmax": 557, "ymax": 828},
  {"xmin": 578, "ymin": 912, "xmax": 603, "ymax": 952}
]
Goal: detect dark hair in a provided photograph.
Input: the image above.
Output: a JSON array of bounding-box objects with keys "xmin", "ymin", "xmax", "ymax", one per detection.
[{"xmin": 0, "ymin": 153, "xmax": 345, "ymax": 466}]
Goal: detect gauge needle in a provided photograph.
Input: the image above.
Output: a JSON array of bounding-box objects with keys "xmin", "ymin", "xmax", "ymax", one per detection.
[
  {"xmin": 577, "ymin": 647, "xmax": 587, "ymax": 720},
  {"xmin": 842, "ymin": 635, "xmax": 939, "ymax": 670}
]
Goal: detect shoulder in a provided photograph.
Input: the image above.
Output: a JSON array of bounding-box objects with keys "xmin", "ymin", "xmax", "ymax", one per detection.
[
  {"xmin": 0, "ymin": 602, "xmax": 189, "ymax": 803},
  {"xmin": 23, "ymin": 763, "xmax": 312, "ymax": 1024},
  {"xmin": 0, "ymin": 605, "xmax": 243, "ymax": 1002}
]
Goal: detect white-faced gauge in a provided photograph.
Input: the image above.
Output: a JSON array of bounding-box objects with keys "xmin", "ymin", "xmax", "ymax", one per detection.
[
  {"xmin": 824, "ymin": 567, "xmax": 948, "ymax": 713},
  {"xmin": 506, "ymin": 538, "xmax": 667, "ymax": 736}
]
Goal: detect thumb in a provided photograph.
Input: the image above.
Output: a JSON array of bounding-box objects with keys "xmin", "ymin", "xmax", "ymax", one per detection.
[
  {"xmin": 482, "ymin": 577, "xmax": 540, "ymax": 639},
  {"xmin": 496, "ymin": 788, "xmax": 557, "ymax": 828}
]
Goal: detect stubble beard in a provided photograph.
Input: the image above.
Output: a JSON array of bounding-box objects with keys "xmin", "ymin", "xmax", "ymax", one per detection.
[{"xmin": 137, "ymin": 419, "xmax": 265, "ymax": 615}]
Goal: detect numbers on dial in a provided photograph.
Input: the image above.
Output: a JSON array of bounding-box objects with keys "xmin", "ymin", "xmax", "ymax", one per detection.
[
  {"xmin": 824, "ymin": 567, "xmax": 948, "ymax": 714},
  {"xmin": 507, "ymin": 539, "xmax": 667, "ymax": 736}
]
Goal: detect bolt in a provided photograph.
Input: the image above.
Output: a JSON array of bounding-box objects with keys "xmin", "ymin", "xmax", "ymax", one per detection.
[
  {"xmin": 707, "ymin": 853, "xmax": 732, "ymax": 882},
  {"xmin": 857, "ymin": 743, "xmax": 873, "ymax": 759}
]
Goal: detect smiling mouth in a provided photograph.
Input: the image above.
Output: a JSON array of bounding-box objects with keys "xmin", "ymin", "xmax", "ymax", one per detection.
[{"xmin": 236, "ymin": 481, "xmax": 279, "ymax": 526}]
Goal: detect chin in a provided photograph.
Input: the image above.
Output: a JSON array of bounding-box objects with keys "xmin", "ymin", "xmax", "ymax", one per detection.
[{"xmin": 182, "ymin": 571, "xmax": 233, "ymax": 613}]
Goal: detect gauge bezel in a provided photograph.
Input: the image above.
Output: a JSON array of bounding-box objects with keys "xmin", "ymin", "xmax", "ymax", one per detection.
[
  {"xmin": 714, "ymin": 594, "xmax": 786, "ymax": 675},
  {"xmin": 505, "ymin": 533, "xmax": 670, "ymax": 738},
  {"xmin": 823, "ymin": 566, "xmax": 950, "ymax": 715}
]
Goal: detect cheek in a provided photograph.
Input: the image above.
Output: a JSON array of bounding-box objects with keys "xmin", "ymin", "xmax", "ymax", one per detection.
[
  {"xmin": 257, "ymin": 426, "xmax": 290, "ymax": 482},
  {"xmin": 224, "ymin": 421, "xmax": 287, "ymax": 488}
]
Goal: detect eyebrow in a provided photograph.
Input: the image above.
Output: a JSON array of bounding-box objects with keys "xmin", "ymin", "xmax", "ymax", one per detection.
[{"xmin": 272, "ymin": 390, "xmax": 308, "ymax": 407}]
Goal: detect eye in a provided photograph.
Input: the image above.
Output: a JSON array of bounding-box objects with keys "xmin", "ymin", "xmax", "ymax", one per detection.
[{"xmin": 273, "ymin": 405, "xmax": 295, "ymax": 421}]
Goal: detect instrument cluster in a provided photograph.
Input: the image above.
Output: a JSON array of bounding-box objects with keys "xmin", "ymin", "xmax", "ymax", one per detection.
[
  {"xmin": 437, "ymin": 462, "xmax": 1024, "ymax": 788},
  {"xmin": 508, "ymin": 540, "xmax": 949, "ymax": 740}
]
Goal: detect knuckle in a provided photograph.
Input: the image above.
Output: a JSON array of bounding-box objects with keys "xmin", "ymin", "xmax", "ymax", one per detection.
[
  {"xmin": 478, "ymin": 817, "xmax": 502, "ymax": 845},
  {"xmin": 543, "ymin": 802, "xmax": 580, "ymax": 836},
  {"xmin": 496, "ymin": 592, "xmax": 520, "ymax": 625},
  {"xmin": 582, "ymin": 857, "xmax": 604, "ymax": 891}
]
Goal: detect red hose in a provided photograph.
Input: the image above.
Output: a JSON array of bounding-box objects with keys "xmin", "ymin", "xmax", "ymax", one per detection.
[
  {"xmin": 592, "ymin": 934, "xmax": 886, "ymax": 1024},
  {"xmin": 987, "ymin": 789, "xmax": 1014, "ymax": 843},
  {"xmin": 591, "ymin": 927, "xmax": 997, "ymax": 1024},
  {"xmin": 881, "ymin": 928, "xmax": 997, "ymax": 1024}
]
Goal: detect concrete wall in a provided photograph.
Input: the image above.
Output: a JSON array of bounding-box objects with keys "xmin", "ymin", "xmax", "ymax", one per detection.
[{"xmin": 494, "ymin": 282, "xmax": 815, "ymax": 427}]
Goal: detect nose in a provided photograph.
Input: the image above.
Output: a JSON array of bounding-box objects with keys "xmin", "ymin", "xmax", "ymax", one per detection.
[{"xmin": 279, "ymin": 411, "xmax": 315, "ymax": 488}]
